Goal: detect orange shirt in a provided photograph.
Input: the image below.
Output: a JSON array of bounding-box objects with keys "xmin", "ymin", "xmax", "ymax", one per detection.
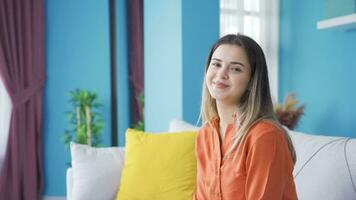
[{"xmin": 194, "ymin": 118, "xmax": 298, "ymax": 200}]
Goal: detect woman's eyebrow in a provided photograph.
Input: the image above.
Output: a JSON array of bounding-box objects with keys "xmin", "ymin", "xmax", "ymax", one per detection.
[
  {"xmin": 212, "ymin": 58, "xmax": 245, "ymax": 67},
  {"xmin": 211, "ymin": 58, "xmax": 222, "ymax": 62},
  {"xmin": 230, "ymin": 61, "xmax": 245, "ymax": 67}
]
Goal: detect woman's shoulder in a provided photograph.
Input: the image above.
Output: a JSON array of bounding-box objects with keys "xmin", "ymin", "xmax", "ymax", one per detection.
[
  {"xmin": 246, "ymin": 119, "xmax": 286, "ymax": 144},
  {"xmin": 198, "ymin": 121, "xmax": 213, "ymax": 134},
  {"xmin": 199, "ymin": 117, "xmax": 218, "ymax": 130},
  {"xmin": 196, "ymin": 118, "xmax": 218, "ymax": 138}
]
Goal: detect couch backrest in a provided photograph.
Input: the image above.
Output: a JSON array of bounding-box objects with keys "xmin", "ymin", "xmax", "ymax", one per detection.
[{"xmin": 289, "ymin": 130, "xmax": 356, "ymax": 200}]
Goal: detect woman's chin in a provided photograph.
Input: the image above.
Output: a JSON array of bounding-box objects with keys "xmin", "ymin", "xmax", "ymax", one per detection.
[{"xmin": 211, "ymin": 95, "xmax": 229, "ymax": 102}]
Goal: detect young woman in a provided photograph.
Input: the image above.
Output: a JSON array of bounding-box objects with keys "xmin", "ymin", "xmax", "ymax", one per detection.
[{"xmin": 194, "ymin": 34, "xmax": 298, "ymax": 200}]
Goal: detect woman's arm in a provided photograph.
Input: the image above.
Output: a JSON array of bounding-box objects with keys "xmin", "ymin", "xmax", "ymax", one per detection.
[{"xmin": 245, "ymin": 131, "xmax": 293, "ymax": 199}]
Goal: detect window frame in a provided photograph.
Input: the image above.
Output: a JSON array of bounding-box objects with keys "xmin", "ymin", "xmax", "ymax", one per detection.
[{"xmin": 220, "ymin": 0, "xmax": 279, "ymax": 101}]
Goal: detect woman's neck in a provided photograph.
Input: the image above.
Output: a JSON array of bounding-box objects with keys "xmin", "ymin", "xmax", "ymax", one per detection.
[{"xmin": 216, "ymin": 101, "xmax": 239, "ymax": 140}]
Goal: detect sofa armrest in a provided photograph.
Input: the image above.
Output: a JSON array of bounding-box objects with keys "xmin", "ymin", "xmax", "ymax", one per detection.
[{"xmin": 66, "ymin": 167, "xmax": 73, "ymax": 200}]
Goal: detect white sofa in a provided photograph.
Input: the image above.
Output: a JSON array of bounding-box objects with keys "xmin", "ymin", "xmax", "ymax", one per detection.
[{"xmin": 67, "ymin": 119, "xmax": 356, "ymax": 200}]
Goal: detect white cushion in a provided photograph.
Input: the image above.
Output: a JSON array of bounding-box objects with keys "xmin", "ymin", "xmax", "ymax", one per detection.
[
  {"xmin": 168, "ymin": 118, "xmax": 200, "ymax": 132},
  {"xmin": 70, "ymin": 142, "xmax": 125, "ymax": 200},
  {"xmin": 288, "ymin": 129, "xmax": 356, "ymax": 200}
]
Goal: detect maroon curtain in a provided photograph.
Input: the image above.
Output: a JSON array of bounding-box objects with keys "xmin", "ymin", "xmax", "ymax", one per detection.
[
  {"xmin": 0, "ymin": 0, "xmax": 45, "ymax": 199},
  {"xmin": 127, "ymin": 0, "xmax": 144, "ymax": 126}
]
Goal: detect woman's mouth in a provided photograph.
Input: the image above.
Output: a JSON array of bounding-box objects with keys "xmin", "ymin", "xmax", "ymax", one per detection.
[{"xmin": 213, "ymin": 81, "xmax": 229, "ymax": 89}]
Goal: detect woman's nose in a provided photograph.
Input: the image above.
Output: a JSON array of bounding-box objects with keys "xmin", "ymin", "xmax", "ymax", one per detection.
[{"xmin": 217, "ymin": 67, "xmax": 229, "ymax": 79}]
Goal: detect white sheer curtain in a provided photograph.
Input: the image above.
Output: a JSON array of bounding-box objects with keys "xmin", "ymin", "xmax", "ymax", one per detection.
[
  {"xmin": 0, "ymin": 77, "xmax": 12, "ymax": 171},
  {"xmin": 220, "ymin": 0, "xmax": 279, "ymax": 102}
]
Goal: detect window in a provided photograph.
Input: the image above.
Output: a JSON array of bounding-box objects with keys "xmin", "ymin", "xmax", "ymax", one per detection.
[
  {"xmin": 0, "ymin": 77, "xmax": 12, "ymax": 170},
  {"xmin": 220, "ymin": 0, "xmax": 279, "ymax": 101}
]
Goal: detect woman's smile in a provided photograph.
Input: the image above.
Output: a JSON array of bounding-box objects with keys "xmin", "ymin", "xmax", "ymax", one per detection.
[{"xmin": 213, "ymin": 81, "xmax": 230, "ymax": 89}]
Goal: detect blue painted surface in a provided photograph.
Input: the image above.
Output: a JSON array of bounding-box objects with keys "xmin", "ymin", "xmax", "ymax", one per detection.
[
  {"xmin": 44, "ymin": 0, "xmax": 130, "ymax": 195},
  {"xmin": 279, "ymin": 0, "xmax": 356, "ymax": 137},
  {"xmin": 144, "ymin": 0, "xmax": 183, "ymax": 132},
  {"xmin": 144, "ymin": 0, "xmax": 219, "ymax": 131},
  {"xmin": 324, "ymin": 0, "xmax": 355, "ymax": 18},
  {"xmin": 182, "ymin": 0, "xmax": 219, "ymax": 126},
  {"xmin": 117, "ymin": 0, "xmax": 130, "ymax": 146}
]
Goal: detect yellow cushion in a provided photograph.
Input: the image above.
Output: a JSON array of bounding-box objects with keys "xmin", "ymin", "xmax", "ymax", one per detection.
[{"xmin": 116, "ymin": 128, "xmax": 197, "ymax": 200}]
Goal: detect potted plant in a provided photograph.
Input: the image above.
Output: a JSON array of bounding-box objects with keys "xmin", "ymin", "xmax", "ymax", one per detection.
[
  {"xmin": 132, "ymin": 92, "xmax": 144, "ymax": 131},
  {"xmin": 274, "ymin": 93, "xmax": 305, "ymax": 130},
  {"xmin": 62, "ymin": 89, "xmax": 104, "ymax": 148}
]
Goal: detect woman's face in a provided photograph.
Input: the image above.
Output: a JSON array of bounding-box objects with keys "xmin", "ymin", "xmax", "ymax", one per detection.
[{"xmin": 206, "ymin": 44, "xmax": 251, "ymax": 106}]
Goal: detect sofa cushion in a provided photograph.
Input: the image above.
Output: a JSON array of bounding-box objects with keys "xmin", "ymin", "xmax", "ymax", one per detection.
[
  {"xmin": 116, "ymin": 128, "xmax": 197, "ymax": 200},
  {"xmin": 288, "ymin": 130, "xmax": 356, "ymax": 200},
  {"xmin": 70, "ymin": 142, "xmax": 125, "ymax": 200},
  {"xmin": 168, "ymin": 118, "xmax": 200, "ymax": 132}
]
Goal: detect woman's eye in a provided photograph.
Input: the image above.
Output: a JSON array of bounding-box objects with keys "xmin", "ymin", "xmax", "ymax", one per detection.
[
  {"xmin": 230, "ymin": 67, "xmax": 241, "ymax": 72},
  {"xmin": 212, "ymin": 63, "xmax": 221, "ymax": 67}
]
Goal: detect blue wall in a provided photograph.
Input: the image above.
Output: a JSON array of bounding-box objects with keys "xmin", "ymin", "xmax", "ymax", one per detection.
[
  {"xmin": 144, "ymin": 0, "xmax": 183, "ymax": 132},
  {"xmin": 279, "ymin": 0, "xmax": 356, "ymax": 137},
  {"xmin": 44, "ymin": 0, "xmax": 129, "ymax": 196},
  {"xmin": 182, "ymin": 0, "xmax": 219, "ymax": 125},
  {"xmin": 144, "ymin": 0, "xmax": 219, "ymax": 131}
]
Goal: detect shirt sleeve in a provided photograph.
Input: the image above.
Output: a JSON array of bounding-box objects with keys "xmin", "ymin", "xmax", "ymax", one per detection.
[{"xmin": 245, "ymin": 131, "xmax": 291, "ymax": 200}]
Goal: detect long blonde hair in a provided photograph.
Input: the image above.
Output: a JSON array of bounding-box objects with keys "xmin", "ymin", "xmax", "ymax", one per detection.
[{"xmin": 199, "ymin": 34, "xmax": 296, "ymax": 163}]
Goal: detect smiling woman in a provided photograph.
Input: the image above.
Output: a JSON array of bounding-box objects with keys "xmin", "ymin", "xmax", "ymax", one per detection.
[
  {"xmin": 0, "ymin": 77, "xmax": 12, "ymax": 171},
  {"xmin": 194, "ymin": 34, "xmax": 298, "ymax": 200}
]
